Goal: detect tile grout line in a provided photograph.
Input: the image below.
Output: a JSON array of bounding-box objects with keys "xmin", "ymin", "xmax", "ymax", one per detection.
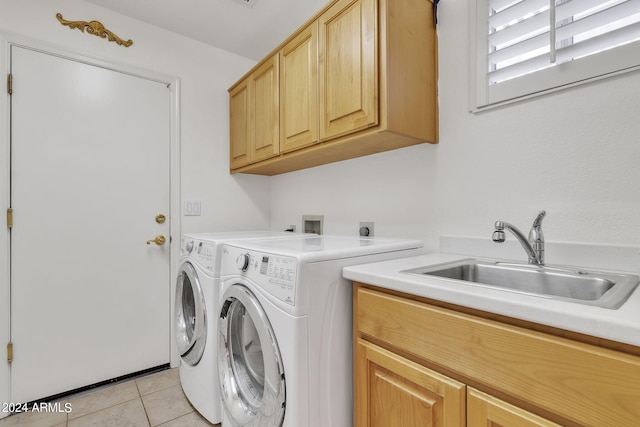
[
  {"xmin": 140, "ymin": 384, "xmax": 196, "ymax": 427},
  {"xmin": 63, "ymin": 378, "xmax": 150, "ymax": 427},
  {"xmin": 134, "ymin": 378, "xmax": 153, "ymax": 427}
]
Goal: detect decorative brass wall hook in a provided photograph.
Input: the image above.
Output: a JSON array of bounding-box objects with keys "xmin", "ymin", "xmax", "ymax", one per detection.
[{"xmin": 56, "ymin": 13, "xmax": 133, "ymax": 47}]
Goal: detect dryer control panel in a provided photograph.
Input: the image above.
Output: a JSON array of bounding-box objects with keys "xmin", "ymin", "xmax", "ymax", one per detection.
[{"xmin": 222, "ymin": 245, "xmax": 298, "ymax": 306}]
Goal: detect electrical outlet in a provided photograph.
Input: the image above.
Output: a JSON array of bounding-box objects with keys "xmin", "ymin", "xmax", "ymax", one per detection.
[
  {"xmin": 359, "ymin": 221, "xmax": 374, "ymax": 237},
  {"xmin": 303, "ymin": 215, "xmax": 323, "ymax": 235}
]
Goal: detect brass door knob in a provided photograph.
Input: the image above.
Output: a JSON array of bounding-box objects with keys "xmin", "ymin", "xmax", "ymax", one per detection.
[{"xmin": 146, "ymin": 235, "xmax": 166, "ymax": 246}]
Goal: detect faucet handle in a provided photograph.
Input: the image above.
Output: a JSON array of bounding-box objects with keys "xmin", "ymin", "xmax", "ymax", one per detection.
[
  {"xmin": 529, "ymin": 210, "xmax": 546, "ymax": 265},
  {"xmin": 532, "ymin": 210, "xmax": 546, "ymax": 227}
]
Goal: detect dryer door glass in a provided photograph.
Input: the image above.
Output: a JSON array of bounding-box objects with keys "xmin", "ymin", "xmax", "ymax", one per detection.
[
  {"xmin": 218, "ymin": 285, "xmax": 285, "ymax": 426},
  {"xmin": 174, "ymin": 262, "xmax": 207, "ymax": 366}
]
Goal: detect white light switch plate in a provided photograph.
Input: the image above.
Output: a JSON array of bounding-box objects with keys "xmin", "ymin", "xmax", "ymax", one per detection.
[{"xmin": 184, "ymin": 200, "xmax": 201, "ymax": 216}]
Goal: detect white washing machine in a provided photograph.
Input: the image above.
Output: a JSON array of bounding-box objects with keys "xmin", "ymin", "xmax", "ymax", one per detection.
[
  {"xmin": 217, "ymin": 235, "xmax": 424, "ymax": 426},
  {"xmin": 175, "ymin": 231, "xmax": 313, "ymax": 424}
]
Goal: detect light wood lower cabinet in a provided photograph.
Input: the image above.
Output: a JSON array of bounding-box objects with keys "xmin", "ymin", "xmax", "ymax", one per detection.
[
  {"xmin": 467, "ymin": 388, "xmax": 561, "ymax": 427},
  {"xmin": 356, "ymin": 338, "xmax": 465, "ymax": 427},
  {"xmin": 229, "ymin": 0, "xmax": 437, "ymax": 175},
  {"xmin": 354, "ymin": 282, "xmax": 640, "ymax": 427}
]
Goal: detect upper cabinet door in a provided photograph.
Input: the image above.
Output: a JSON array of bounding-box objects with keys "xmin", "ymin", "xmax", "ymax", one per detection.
[
  {"xmin": 251, "ymin": 54, "xmax": 280, "ymax": 163},
  {"xmin": 318, "ymin": 0, "xmax": 377, "ymax": 141},
  {"xmin": 280, "ymin": 22, "xmax": 319, "ymax": 154},
  {"xmin": 229, "ymin": 79, "xmax": 251, "ymax": 169}
]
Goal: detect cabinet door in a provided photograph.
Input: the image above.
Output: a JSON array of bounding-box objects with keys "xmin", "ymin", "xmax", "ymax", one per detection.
[
  {"xmin": 251, "ymin": 55, "xmax": 280, "ymax": 162},
  {"xmin": 318, "ymin": 0, "xmax": 377, "ymax": 141},
  {"xmin": 229, "ymin": 79, "xmax": 251, "ymax": 169},
  {"xmin": 468, "ymin": 388, "xmax": 562, "ymax": 427},
  {"xmin": 355, "ymin": 339, "xmax": 465, "ymax": 427},
  {"xmin": 280, "ymin": 22, "xmax": 318, "ymax": 153}
]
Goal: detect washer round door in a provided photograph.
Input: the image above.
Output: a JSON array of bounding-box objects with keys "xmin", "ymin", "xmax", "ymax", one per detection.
[
  {"xmin": 174, "ymin": 262, "xmax": 207, "ymax": 366},
  {"xmin": 218, "ymin": 284, "xmax": 286, "ymax": 427}
]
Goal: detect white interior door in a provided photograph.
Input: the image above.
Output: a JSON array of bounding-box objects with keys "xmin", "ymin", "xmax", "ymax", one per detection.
[{"xmin": 10, "ymin": 46, "xmax": 171, "ymax": 402}]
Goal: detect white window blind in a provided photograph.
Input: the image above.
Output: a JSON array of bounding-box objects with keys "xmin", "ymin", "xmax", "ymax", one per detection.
[{"xmin": 472, "ymin": 0, "xmax": 640, "ymax": 109}]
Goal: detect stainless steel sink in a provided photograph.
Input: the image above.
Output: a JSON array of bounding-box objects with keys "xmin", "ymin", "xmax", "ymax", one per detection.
[{"xmin": 402, "ymin": 259, "xmax": 639, "ymax": 309}]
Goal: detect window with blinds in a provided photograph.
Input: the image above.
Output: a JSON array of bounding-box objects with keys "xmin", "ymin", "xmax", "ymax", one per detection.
[{"xmin": 472, "ymin": 0, "xmax": 640, "ymax": 109}]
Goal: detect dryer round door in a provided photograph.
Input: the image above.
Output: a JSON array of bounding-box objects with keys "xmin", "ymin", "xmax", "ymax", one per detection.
[
  {"xmin": 218, "ymin": 284, "xmax": 285, "ymax": 427},
  {"xmin": 175, "ymin": 262, "xmax": 207, "ymax": 366}
]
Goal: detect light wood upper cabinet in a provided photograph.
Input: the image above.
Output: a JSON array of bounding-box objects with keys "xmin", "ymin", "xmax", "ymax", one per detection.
[
  {"xmin": 250, "ymin": 55, "xmax": 280, "ymax": 163},
  {"xmin": 229, "ymin": 79, "xmax": 251, "ymax": 169},
  {"xmin": 229, "ymin": 0, "xmax": 438, "ymax": 175},
  {"xmin": 318, "ymin": 0, "xmax": 377, "ymax": 140},
  {"xmin": 228, "ymin": 54, "xmax": 279, "ymax": 168},
  {"xmin": 280, "ymin": 22, "xmax": 318, "ymax": 153}
]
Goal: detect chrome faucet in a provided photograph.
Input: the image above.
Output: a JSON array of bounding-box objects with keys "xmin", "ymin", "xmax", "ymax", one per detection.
[{"xmin": 492, "ymin": 210, "xmax": 546, "ymax": 265}]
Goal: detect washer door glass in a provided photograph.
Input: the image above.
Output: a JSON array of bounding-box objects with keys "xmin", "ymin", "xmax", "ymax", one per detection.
[
  {"xmin": 218, "ymin": 285, "xmax": 285, "ymax": 427},
  {"xmin": 175, "ymin": 262, "xmax": 206, "ymax": 366}
]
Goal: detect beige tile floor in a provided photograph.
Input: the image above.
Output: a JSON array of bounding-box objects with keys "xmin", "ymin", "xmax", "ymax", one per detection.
[{"xmin": 0, "ymin": 368, "xmax": 220, "ymax": 427}]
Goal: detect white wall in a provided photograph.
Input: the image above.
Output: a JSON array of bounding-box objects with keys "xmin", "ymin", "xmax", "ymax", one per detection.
[
  {"xmin": 270, "ymin": 0, "xmax": 640, "ymax": 261},
  {"xmin": 0, "ymin": 0, "xmax": 265, "ymax": 411},
  {"xmin": 0, "ymin": 0, "xmax": 267, "ymax": 235}
]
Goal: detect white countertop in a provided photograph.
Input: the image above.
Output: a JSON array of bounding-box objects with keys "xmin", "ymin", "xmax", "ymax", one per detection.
[{"xmin": 343, "ymin": 253, "xmax": 640, "ymax": 347}]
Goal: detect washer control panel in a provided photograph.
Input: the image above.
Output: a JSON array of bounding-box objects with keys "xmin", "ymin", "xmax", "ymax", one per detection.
[
  {"xmin": 223, "ymin": 245, "xmax": 298, "ymax": 306},
  {"xmin": 181, "ymin": 237, "xmax": 216, "ymax": 272}
]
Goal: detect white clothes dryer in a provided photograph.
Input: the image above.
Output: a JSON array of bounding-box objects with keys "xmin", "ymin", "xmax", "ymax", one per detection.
[
  {"xmin": 217, "ymin": 235, "xmax": 423, "ymax": 427},
  {"xmin": 175, "ymin": 231, "xmax": 313, "ymax": 424}
]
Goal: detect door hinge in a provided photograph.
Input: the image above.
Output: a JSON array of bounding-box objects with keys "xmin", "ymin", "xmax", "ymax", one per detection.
[
  {"xmin": 7, "ymin": 74, "xmax": 12, "ymax": 95},
  {"xmin": 7, "ymin": 342, "xmax": 12, "ymax": 364},
  {"xmin": 7, "ymin": 208, "xmax": 12, "ymax": 229}
]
